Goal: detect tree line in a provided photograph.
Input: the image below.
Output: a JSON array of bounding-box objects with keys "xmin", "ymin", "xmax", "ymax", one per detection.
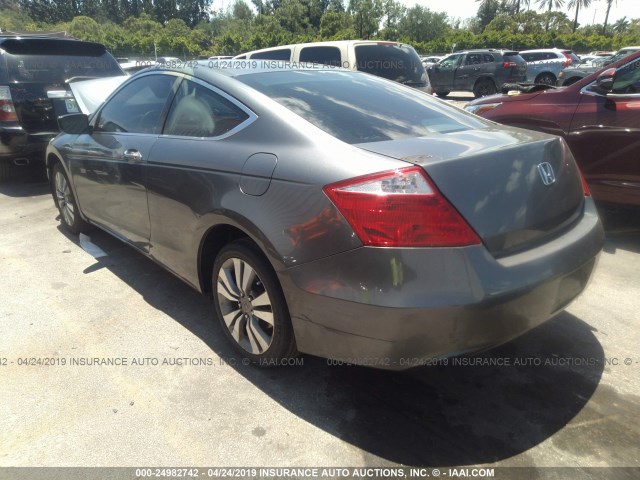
[{"xmin": 0, "ymin": 0, "xmax": 638, "ymax": 58}]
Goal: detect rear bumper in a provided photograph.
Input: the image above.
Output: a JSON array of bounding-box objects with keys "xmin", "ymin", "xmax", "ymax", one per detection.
[
  {"xmin": 0, "ymin": 126, "xmax": 56, "ymax": 162},
  {"xmin": 280, "ymin": 198, "xmax": 604, "ymax": 370}
]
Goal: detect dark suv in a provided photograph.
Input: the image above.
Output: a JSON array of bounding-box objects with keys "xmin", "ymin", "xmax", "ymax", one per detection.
[
  {"xmin": 0, "ymin": 34, "xmax": 123, "ymax": 181},
  {"xmin": 427, "ymin": 49, "xmax": 527, "ymax": 98}
]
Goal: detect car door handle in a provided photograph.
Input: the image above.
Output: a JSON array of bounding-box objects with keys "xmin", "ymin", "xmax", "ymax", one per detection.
[{"xmin": 123, "ymin": 149, "xmax": 143, "ymax": 163}]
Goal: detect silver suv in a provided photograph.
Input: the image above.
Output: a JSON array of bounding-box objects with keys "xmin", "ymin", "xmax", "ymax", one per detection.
[{"xmin": 520, "ymin": 49, "xmax": 580, "ymax": 85}]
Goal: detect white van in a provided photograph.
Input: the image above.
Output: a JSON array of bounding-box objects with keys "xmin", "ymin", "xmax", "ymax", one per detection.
[{"xmin": 234, "ymin": 40, "xmax": 432, "ymax": 94}]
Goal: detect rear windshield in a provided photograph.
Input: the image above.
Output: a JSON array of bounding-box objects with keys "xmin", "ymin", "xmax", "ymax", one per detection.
[
  {"xmin": 503, "ymin": 51, "xmax": 526, "ymax": 63},
  {"xmin": 354, "ymin": 44, "xmax": 426, "ymax": 85},
  {"xmin": 238, "ymin": 70, "xmax": 484, "ymax": 144},
  {"xmin": 0, "ymin": 39, "xmax": 122, "ymax": 83}
]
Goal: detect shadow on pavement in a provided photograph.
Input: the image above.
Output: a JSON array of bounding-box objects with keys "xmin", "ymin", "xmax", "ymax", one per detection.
[
  {"xmin": 600, "ymin": 204, "xmax": 640, "ymax": 254},
  {"xmin": 70, "ymin": 227, "xmax": 607, "ymax": 467},
  {"xmin": 0, "ymin": 174, "xmax": 50, "ymax": 198}
]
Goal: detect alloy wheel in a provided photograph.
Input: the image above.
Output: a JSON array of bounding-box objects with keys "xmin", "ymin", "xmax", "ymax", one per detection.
[
  {"xmin": 55, "ymin": 170, "xmax": 75, "ymax": 227},
  {"xmin": 216, "ymin": 257, "xmax": 274, "ymax": 355}
]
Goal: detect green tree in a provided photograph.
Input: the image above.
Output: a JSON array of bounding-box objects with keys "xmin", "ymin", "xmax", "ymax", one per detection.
[
  {"xmin": 398, "ymin": 6, "xmax": 449, "ymax": 43},
  {"xmin": 275, "ymin": 0, "xmax": 310, "ymax": 34},
  {"xmin": 349, "ymin": 0, "xmax": 383, "ymax": 38},
  {"xmin": 320, "ymin": 11, "xmax": 353, "ymax": 38},
  {"xmin": 613, "ymin": 16, "xmax": 630, "ymax": 34},
  {"xmin": 475, "ymin": 0, "xmax": 501, "ymax": 32},
  {"xmin": 68, "ymin": 16, "xmax": 105, "ymax": 43},
  {"xmin": 381, "ymin": 0, "xmax": 404, "ymax": 40},
  {"xmin": 232, "ymin": 0, "xmax": 254, "ymax": 21}
]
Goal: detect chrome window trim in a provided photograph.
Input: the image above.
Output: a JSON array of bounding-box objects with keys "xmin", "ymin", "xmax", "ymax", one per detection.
[
  {"xmin": 159, "ymin": 75, "xmax": 258, "ymax": 141},
  {"xmin": 580, "ymin": 82, "xmax": 640, "ymax": 98}
]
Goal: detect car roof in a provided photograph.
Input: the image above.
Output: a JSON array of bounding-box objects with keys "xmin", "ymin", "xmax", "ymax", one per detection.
[
  {"xmin": 520, "ymin": 49, "xmax": 566, "ymax": 53},
  {"xmin": 239, "ymin": 40, "xmax": 411, "ymax": 56}
]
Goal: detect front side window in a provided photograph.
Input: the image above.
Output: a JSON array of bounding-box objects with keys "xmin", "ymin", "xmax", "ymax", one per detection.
[
  {"xmin": 612, "ymin": 58, "xmax": 640, "ymax": 94},
  {"xmin": 164, "ymin": 79, "xmax": 249, "ymax": 137},
  {"xmin": 95, "ymin": 74, "xmax": 176, "ymax": 134},
  {"xmin": 439, "ymin": 54, "xmax": 462, "ymax": 69}
]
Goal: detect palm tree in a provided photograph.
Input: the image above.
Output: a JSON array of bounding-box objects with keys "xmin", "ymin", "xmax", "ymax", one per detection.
[
  {"xmin": 537, "ymin": 0, "xmax": 565, "ymax": 13},
  {"xmin": 512, "ymin": 0, "xmax": 531, "ymax": 14},
  {"xmin": 567, "ymin": 0, "xmax": 592, "ymax": 33},
  {"xmin": 602, "ymin": 0, "xmax": 616, "ymax": 35},
  {"xmin": 613, "ymin": 15, "xmax": 629, "ymax": 34}
]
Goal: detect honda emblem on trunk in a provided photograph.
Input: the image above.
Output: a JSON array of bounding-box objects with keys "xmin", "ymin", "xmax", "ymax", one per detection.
[{"xmin": 537, "ymin": 162, "xmax": 556, "ymax": 186}]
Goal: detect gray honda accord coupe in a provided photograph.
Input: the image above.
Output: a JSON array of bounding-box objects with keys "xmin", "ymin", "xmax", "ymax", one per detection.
[{"xmin": 46, "ymin": 63, "xmax": 604, "ymax": 369}]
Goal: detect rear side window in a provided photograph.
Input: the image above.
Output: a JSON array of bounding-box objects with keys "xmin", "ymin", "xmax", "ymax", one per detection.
[
  {"xmin": 251, "ymin": 49, "xmax": 291, "ymax": 60},
  {"xmin": 0, "ymin": 39, "xmax": 122, "ymax": 83},
  {"xmin": 354, "ymin": 44, "xmax": 426, "ymax": 84},
  {"xmin": 238, "ymin": 70, "xmax": 485, "ymax": 144},
  {"xmin": 164, "ymin": 79, "xmax": 249, "ymax": 137},
  {"xmin": 465, "ymin": 53, "xmax": 483, "ymax": 65},
  {"xmin": 299, "ymin": 46, "xmax": 341, "ymax": 66},
  {"xmin": 483, "ymin": 54, "xmax": 495, "ymax": 63},
  {"xmin": 95, "ymin": 75, "xmax": 176, "ymax": 134}
]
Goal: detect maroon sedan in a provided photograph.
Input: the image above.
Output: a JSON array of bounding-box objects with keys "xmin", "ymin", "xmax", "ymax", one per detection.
[{"xmin": 465, "ymin": 51, "xmax": 640, "ymax": 207}]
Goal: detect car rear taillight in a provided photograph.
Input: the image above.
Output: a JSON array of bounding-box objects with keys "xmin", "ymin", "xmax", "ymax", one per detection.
[
  {"xmin": 0, "ymin": 86, "xmax": 18, "ymax": 122},
  {"xmin": 502, "ymin": 61, "xmax": 517, "ymax": 68},
  {"xmin": 579, "ymin": 171, "xmax": 591, "ymax": 196},
  {"xmin": 323, "ymin": 166, "xmax": 481, "ymax": 247}
]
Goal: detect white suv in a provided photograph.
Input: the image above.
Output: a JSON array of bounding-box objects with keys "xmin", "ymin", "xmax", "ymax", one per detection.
[
  {"xmin": 520, "ymin": 48, "xmax": 580, "ymax": 85},
  {"xmin": 234, "ymin": 40, "xmax": 432, "ymax": 94}
]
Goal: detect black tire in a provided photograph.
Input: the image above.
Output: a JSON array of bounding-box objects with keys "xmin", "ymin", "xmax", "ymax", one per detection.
[
  {"xmin": 435, "ymin": 90, "xmax": 450, "ymax": 98},
  {"xmin": 473, "ymin": 78, "xmax": 497, "ymax": 98},
  {"xmin": 212, "ymin": 239, "xmax": 297, "ymax": 365},
  {"xmin": 535, "ymin": 73, "xmax": 556, "ymax": 86},
  {"xmin": 51, "ymin": 162, "xmax": 90, "ymax": 235}
]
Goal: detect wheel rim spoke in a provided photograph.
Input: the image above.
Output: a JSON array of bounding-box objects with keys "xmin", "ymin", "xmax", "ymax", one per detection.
[
  {"xmin": 233, "ymin": 258, "xmax": 244, "ymax": 294},
  {"xmin": 252, "ymin": 291, "xmax": 270, "ymax": 307},
  {"xmin": 253, "ymin": 308, "xmax": 274, "ymax": 326},
  {"xmin": 247, "ymin": 316, "xmax": 270, "ymax": 354},
  {"xmin": 218, "ymin": 267, "xmax": 240, "ymax": 300},
  {"xmin": 241, "ymin": 264, "xmax": 256, "ymax": 295}
]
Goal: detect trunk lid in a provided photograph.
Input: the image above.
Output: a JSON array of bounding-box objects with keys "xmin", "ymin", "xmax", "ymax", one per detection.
[{"xmin": 357, "ymin": 127, "xmax": 585, "ymax": 256}]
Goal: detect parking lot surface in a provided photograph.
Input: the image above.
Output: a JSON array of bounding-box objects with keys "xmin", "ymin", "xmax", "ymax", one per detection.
[{"xmin": 1, "ymin": 176, "xmax": 639, "ymax": 470}]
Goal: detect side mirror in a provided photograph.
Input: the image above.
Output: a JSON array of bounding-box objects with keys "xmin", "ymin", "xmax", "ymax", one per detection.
[
  {"xmin": 596, "ymin": 68, "xmax": 616, "ymax": 92},
  {"xmin": 58, "ymin": 113, "xmax": 90, "ymax": 134}
]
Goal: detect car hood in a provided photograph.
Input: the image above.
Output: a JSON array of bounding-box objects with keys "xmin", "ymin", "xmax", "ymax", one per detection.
[
  {"xmin": 68, "ymin": 76, "xmax": 128, "ymax": 114},
  {"xmin": 466, "ymin": 86, "xmax": 570, "ymax": 106}
]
